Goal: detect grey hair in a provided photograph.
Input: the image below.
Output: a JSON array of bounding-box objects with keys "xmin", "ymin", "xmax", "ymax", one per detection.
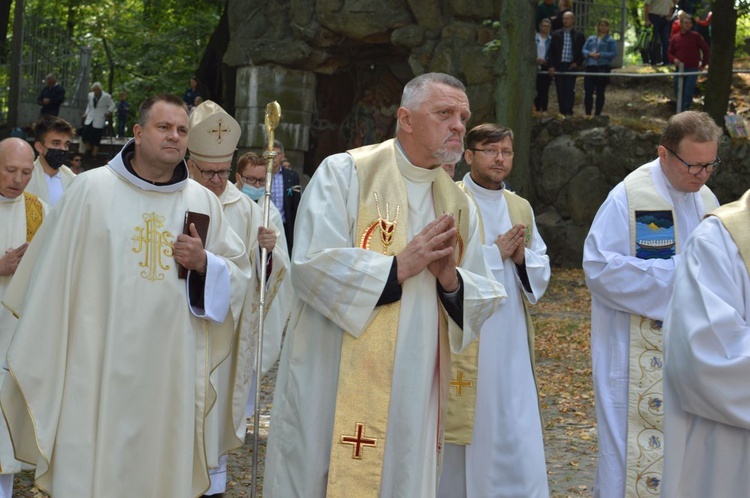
[
  {"xmin": 91, "ymin": 81, "xmax": 103, "ymax": 91},
  {"xmin": 400, "ymin": 73, "xmax": 466, "ymax": 110},
  {"xmin": 273, "ymin": 139, "xmax": 285, "ymax": 153}
]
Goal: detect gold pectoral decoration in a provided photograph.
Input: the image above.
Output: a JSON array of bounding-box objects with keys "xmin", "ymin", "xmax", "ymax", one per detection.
[
  {"xmin": 360, "ymin": 192, "xmax": 400, "ymax": 255},
  {"xmin": 131, "ymin": 212, "xmax": 175, "ymax": 282}
]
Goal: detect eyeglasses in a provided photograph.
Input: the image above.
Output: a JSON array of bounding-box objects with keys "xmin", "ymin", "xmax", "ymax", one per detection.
[
  {"xmin": 471, "ymin": 148, "xmax": 514, "ymax": 160},
  {"xmin": 195, "ymin": 167, "xmax": 231, "ymax": 180},
  {"xmin": 240, "ymin": 174, "xmax": 265, "ymax": 186},
  {"xmin": 665, "ymin": 147, "xmax": 720, "ymax": 175}
]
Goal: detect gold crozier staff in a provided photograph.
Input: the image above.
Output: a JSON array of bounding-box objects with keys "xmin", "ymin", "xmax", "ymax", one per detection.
[{"xmin": 250, "ymin": 101, "xmax": 281, "ymax": 498}]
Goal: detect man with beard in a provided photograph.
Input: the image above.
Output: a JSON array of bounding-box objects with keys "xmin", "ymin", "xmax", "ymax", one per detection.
[
  {"xmin": 264, "ymin": 72, "xmax": 507, "ymax": 497},
  {"xmin": 26, "ymin": 115, "xmax": 76, "ymax": 206}
]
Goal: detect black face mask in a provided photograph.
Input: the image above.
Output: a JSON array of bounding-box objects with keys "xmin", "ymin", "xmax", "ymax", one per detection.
[{"xmin": 43, "ymin": 147, "xmax": 70, "ymax": 170}]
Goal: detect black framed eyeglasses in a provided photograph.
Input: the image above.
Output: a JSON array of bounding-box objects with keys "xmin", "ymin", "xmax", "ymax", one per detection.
[
  {"xmin": 665, "ymin": 147, "xmax": 720, "ymax": 175},
  {"xmin": 240, "ymin": 174, "xmax": 265, "ymax": 186},
  {"xmin": 195, "ymin": 167, "xmax": 231, "ymax": 180}
]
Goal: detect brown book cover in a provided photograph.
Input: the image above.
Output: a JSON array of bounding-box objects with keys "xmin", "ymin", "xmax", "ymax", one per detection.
[{"xmin": 177, "ymin": 210, "xmax": 210, "ymax": 279}]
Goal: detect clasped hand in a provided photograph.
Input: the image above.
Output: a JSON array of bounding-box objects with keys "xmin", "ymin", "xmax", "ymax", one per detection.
[
  {"xmin": 396, "ymin": 214, "xmax": 459, "ymax": 292},
  {"xmin": 495, "ymin": 224, "xmax": 526, "ymax": 265}
]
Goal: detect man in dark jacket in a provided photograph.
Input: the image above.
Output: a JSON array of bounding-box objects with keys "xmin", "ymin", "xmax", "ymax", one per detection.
[
  {"xmin": 547, "ymin": 11, "xmax": 586, "ymax": 116},
  {"xmin": 269, "ymin": 140, "xmax": 301, "ymax": 252},
  {"xmin": 38, "ymin": 74, "xmax": 65, "ymax": 117}
]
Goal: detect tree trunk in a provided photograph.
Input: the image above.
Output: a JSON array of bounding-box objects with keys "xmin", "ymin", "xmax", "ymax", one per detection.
[
  {"xmin": 704, "ymin": 0, "xmax": 736, "ymax": 127},
  {"xmin": 495, "ymin": 0, "xmax": 537, "ymax": 202},
  {"xmin": 196, "ymin": 0, "xmax": 230, "ymax": 106},
  {"xmin": 0, "ymin": 0, "xmax": 12, "ymax": 63}
]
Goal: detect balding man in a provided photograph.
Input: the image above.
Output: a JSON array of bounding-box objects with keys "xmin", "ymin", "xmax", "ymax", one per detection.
[
  {"xmin": 0, "ymin": 138, "xmax": 48, "ymax": 498},
  {"xmin": 547, "ymin": 11, "xmax": 586, "ymax": 116}
]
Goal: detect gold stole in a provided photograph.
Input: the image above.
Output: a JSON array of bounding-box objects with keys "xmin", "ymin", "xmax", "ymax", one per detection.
[
  {"xmin": 622, "ymin": 164, "xmax": 717, "ymax": 498},
  {"xmin": 445, "ymin": 183, "xmax": 535, "ymax": 444},
  {"xmin": 326, "ymin": 140, "xmax": 468, "ymax": 497},
  {"xmin": 23, "ymin": 192, "xmax": 44, "ymax": 242},
  {"xmin": 710, "ymin": 189, "xmax": 750, "ymax": 277}
]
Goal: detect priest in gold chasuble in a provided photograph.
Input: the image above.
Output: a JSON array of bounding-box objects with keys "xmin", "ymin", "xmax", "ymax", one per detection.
[
  {"xmin": 0, "ymin": 95, "xmax": 251, "ymax": 498},
  {"xmin": 264, "ymin": 73, "xmax": 506, "ymax": 498}
]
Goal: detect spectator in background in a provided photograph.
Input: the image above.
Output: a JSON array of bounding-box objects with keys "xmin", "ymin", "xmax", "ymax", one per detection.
[
  {"xmin": 668, "ymin": 11, "xmax": 709, "ymax": 112},
  {"xmin": 116, "ymin": 91, "xmax": 130, "ymax": 138},
  {"xmin": 536, "ymin": 0, "xmax": 558, "ymax": 30},
  {"xmin": 280, "ymin": 158, "xmax": 292, "ymax": 170},
  {"xmin": 183, "ymin": 76, "xmax": 203, "ymax": 109},
  {"xmin": 26, "ymin": 115, "xmax": 76, "ymax": 207},
  {"xmin": 267, "ymin": 140, "xmax": 301, "ymax": 252},
  {"xmin": 583, "ymin": 19, "xmax": 618, "ymax": 117},
  {"xmin": 38, "ymin": 74, "xmax": 65, "ymax": 117},
  {"xmin": 548, "ymin": 11, "xmax": 586, "ymax": 116},
  {"xmin": 645, "ymin": 0, "xmax": 678, "ymax": 65},
  {"xmin": 535, "ymin": 18, "xmax": 553, "ymax": 116},
  {"xmin": 81, "ymin": 82, "xmax": 115, "ymax": 159},
  {"xmin": 550, "ymin": 0, "xmax": 573, "ymax": 31},
  {"xmin": 68, "ymin": 152, "xmax": 83, "ymax": 174}
]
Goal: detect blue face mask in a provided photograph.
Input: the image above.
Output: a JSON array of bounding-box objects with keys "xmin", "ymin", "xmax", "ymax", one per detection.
[{"xmin": 242, "ymin": 184, "xmax": 265, "ymax": 201}]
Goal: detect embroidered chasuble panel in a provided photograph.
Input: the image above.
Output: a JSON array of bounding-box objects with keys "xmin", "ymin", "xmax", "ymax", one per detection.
[
  {"xmin": 627, "ymin": 211, "xmax": 673, "ymax": 497},
  {"xmin": 634, "ymin": 211, "xmax": 676, "ymax": 260}
]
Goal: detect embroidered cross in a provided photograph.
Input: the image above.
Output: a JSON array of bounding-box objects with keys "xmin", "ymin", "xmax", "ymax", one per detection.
[
  {"xmin": 451, "ymin": 371, "xmax": 472, "ymax": 396},
  {"xmin": 208, "ymin": 118, "xmax": 229, "ymax": 143},
  {"xmin": 340, "ymin": 422, "xmax": 378, "ymax": 459}
]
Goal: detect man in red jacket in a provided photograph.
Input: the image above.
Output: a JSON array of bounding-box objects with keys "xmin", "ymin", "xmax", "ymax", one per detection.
[{"xmin": 668, "ymin": 11, "xmax": 709, "ymax": 112}]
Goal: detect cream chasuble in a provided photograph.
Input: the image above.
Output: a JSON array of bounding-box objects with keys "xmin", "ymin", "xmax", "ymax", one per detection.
[
  {"xmin": 0, "ymin": 193, "xmax": 47, "ymax": 475},
  {"xmin": 439, "ymin": 175, "xmax": 550, "ymax": 498},
  {"xmin": 24, "ymin": 157, "xmax": 76, "ymax": 206},
  {"xmin": 204, "ymin": 182, "xmax": 292, "ymax": 469},
  {"xmin": 0, "ymin": 143, "xmax": 251, "ymax": 498},
  {"xmin": 661, "ymin": 193, "xmax": 750, "ymax": 498},
  {"xmin": 264, "ymin": 139, "xmax": 505, "ymax": 498},
  {"xmin": 621, "ymin": 164, "xmax": 717, "ymax": 498}
]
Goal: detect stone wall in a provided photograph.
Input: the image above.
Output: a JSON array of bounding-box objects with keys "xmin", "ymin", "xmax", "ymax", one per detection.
[
  {"xmin": 529, "ymin": 117, "xmax": 749, "ymax": 267},
  {"xmin": 225, "ymin": 0, "xmax": 499, "ymax": 170}
]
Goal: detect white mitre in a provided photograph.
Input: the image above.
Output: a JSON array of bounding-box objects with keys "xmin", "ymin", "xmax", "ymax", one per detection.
[{"xmin": 188, "ymin": 100, "xmax": 241, "ymax": 163}]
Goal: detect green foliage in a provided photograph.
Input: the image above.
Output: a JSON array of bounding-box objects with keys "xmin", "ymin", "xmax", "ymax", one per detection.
[{"xmin": 23, "ymin": 0, "xmax": 223, "ymax": 115}]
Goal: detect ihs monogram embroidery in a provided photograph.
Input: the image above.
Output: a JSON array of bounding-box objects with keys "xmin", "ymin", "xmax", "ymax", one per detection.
[
  {"xmin": 360, "ymin": 192, "xmax": 399, "ymax": 255},
  {"xmin": 131, "ymin": 212, "xmax": 175, "ymax": 281}
]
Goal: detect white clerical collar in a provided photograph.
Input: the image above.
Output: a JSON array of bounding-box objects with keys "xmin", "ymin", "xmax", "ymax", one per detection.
[
  {"xmin": 0, "ymin": 193, "xmax": 21, "ymax": 203},
  {"xmin": 394, "ymin": 139, "xmax": 442, "ymax": 184},
  {"xmin": 108, "ymin": 139, "xmax": 189, "ymax": 193},
  {"xmin": 463, "ymin": 172, "xmax": 505, "ymax": 200}
]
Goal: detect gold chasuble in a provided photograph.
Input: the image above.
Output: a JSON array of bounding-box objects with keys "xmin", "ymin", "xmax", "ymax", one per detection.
[
  {"xmin": 22, "ymin": 192, "xmax": 44, "ymax": 242},
  {"xmin": 446, "ymin": 184, "xmax": 535, "ymax": 444},
  {"xmin": 622, "ymin": 166, "xmax": 717, "ymax": 497},
  {"xmin": 326, "ymin": 140, "xmax": 469, "ymax": 497},
  {"xmin": 711, "ymin": 189, "xmax": 750, "ymax": 278}
]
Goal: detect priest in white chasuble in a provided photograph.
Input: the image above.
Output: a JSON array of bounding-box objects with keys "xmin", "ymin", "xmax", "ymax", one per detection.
[
  {"xmin": 264, "ymin": 73, "xmax": 506, "ymax": 498},
  {"xmin": 0, "ymin": 138, "xmax": 47, "ymax": 498},
  {"xmin": 661, "ymin": 189, "xmax": 750, "ymax": 498},
  {"xmin": 583, "ymin": 111, "xmax": 722, "ymax": 498},
  {"xmin": 186, "ymin": 100, "xmax": 289, "ymax": 496},
  {"xmin": 438, "ymin": 124, "xmax": 550, "ymax": 498},
  {"xmin": 0, "ymin": 94, "xmax": 251, "ymax": 498}
]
